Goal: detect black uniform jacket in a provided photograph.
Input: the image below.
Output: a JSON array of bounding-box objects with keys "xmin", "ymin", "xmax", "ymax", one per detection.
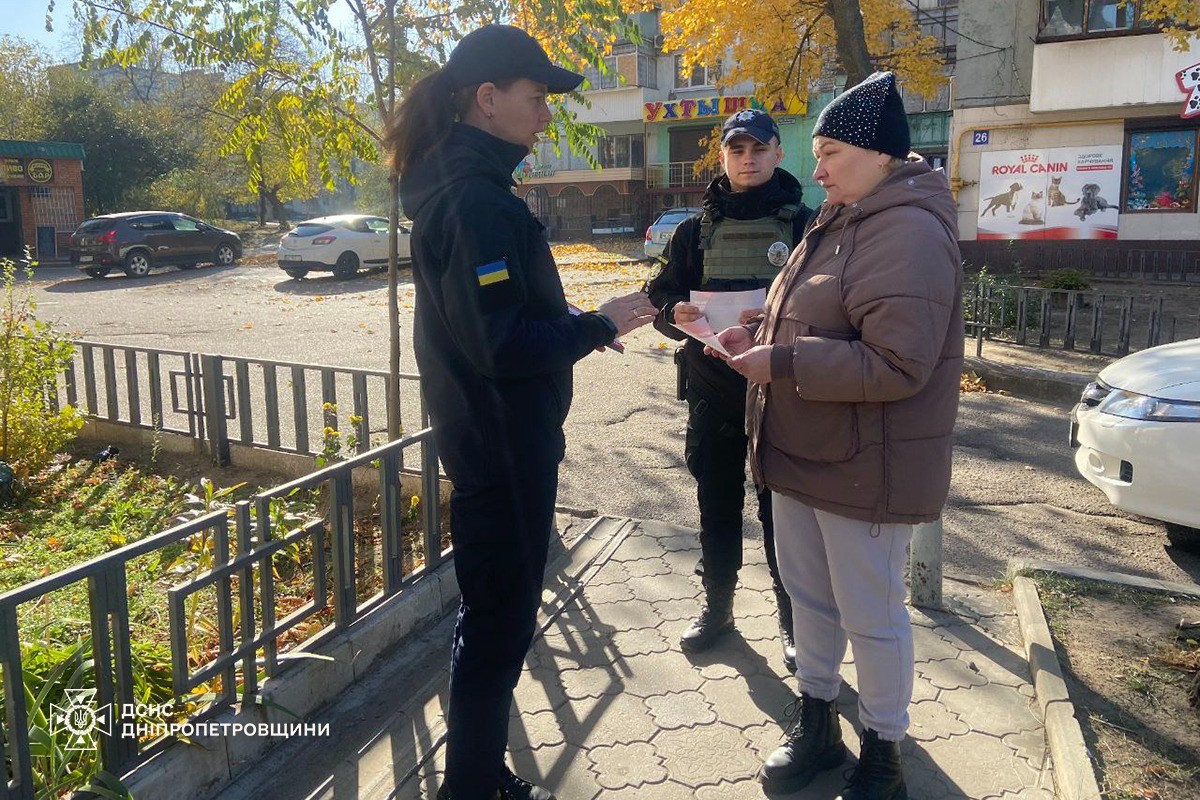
[
  {"xmin": 399, "ymin": 124, "xmax": 614, "ymax": 487},
  {"xmin": 647, "ymin": 169, "xmax": 811, "ymax": 417}
]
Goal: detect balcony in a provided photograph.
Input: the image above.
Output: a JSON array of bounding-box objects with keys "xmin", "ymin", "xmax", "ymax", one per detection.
[{"xmin": 646, "ymin": 161, "xmax": 720, "ymax": 189}]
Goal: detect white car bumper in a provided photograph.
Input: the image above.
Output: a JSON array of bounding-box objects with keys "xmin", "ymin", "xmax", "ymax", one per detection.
[{"xmin": 1072, "ymin": 403, "xmax": 1200, "ymax": 527}]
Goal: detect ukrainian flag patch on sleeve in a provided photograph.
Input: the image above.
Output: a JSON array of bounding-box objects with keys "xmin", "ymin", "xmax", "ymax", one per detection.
[{"xmin": 476, "ymin": 260, "xmax": 510, "ymax": 286}]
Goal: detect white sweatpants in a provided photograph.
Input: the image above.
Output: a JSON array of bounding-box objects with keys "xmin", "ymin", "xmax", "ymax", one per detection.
[{"xmin": 771, "ymin": 492, "xmax": 914, "ymax": 742}]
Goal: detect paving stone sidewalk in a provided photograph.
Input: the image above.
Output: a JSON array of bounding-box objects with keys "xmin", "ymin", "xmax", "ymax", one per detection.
[{"xmin": 399, "ymin": 517, "xmax": 1055, "ymax": 799}]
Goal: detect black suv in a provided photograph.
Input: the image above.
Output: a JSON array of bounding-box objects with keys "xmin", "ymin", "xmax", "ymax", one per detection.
[{"xmin": 70, "ymin": 212, "xmax": 242, "ymax": 278}]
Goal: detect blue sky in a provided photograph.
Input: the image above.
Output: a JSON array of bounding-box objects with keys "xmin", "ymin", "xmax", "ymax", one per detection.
[
  {"xmin": 5, "ymin": 2, "xmax": 65, "ymax": 50},
  {"xmin": 3, "ymin": 2, "xmax": 360, "ymax": 59}
]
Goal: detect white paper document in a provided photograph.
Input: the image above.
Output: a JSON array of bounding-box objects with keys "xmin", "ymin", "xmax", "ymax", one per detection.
[
  {"xmin": 690, "ymin": 288, "xmax": 767, "ymax": 333},
  {"xmin": 670, "ymin": 317, "xmax": 732, "ymax": 357}
]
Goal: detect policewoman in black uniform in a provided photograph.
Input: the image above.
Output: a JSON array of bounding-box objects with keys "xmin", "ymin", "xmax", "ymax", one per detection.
[
  {"xmin": 647, "ymin": 109, "xmax": 812, "ymax": 669},
  {"xmin": 388, "ymin": 25, "xmax": 656, "ymax": 800}
]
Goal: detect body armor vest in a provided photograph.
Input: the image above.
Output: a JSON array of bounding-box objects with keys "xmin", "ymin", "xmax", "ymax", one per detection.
[{"xmin": 699, "ymin": 203, "xmax": 801, "ymax": 283}]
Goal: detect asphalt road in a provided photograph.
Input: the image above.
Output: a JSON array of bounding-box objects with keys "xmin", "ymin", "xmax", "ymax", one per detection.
[{"xmin": 23, "ymin": 257, "xmax": 1200, "ymax": 586}]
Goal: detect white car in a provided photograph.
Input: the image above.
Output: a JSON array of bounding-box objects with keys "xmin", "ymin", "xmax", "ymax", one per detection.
[
  {"xmin": 644, "ymin": 207, "xmax": 700, "ymax": 260},
  {"xmin": 277, "ymin": 214, "xmax": 412, "ymax": 279},
  {"xmin": 1070, "ymin": 338, "xmax": 1200, "ymax": 536}
]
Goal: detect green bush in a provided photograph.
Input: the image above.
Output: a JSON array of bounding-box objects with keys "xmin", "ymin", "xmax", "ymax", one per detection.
[
  {"xmin": 0, "ymin": 258, "xmax": 82, "ymax": 482},
  {"xmin": 1037, "ymin": 268, "xmax": 1091, "ymax": 291}
]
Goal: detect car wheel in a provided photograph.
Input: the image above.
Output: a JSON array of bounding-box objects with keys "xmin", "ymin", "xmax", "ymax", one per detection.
[
  {"xmin": 284, "ymin": 268, "xmax": 307, "ymax": 280},
  {"xmin": 123, "ymin": 250, "xmax": 152, "ymax": 278},
  {"xmin": 334, "ymin": 252, "xmax": 359, "ymax": 279},
  {"xmin": 1166, "ymin": 523, "xmax": 1200, "ymax": 554},
  {"xmin": 214, "ymin": 243, "xmax": 237, "ymax": 266},
  {"xmin": 83, "ymin": 267, "xmax": 110, "ymax": 278}
]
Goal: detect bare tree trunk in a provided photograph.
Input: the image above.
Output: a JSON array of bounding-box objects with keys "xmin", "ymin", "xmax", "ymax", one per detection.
[
  {"xmin": 264, "ymin": 186, "xmax": 289, "ymax": 230},
  {"xmin": 826, "ymin": 0, "xmax": 874, "ymax": 88}
]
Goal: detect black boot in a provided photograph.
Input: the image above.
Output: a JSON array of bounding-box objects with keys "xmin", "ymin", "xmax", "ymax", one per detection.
[
  {"xmin": 436, "ymin": 767, "xmax": 555, "ymax": 800},
  {"xmin": 835, "ymin": 729, "xmax": 907, "ymax": 800},
  {"xmin": 759, "ymin": 693, "xmax": 847, "ymax": 794},
  {"xmin": 498, "ymin": 766, "xmax": 555, "ymax": 800},
  {"xmin": 774, "ymin": 587, "xmax": 797, "ymax": 673},
  {"xmin": 680, "ymin": 578, "xmax": 735, "ymax": 653}
]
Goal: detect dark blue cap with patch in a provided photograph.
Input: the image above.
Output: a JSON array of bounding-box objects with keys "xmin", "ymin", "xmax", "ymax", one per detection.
[{"xmin": 721, "ymin": 108, "xmax": 780, "ymax": 146}]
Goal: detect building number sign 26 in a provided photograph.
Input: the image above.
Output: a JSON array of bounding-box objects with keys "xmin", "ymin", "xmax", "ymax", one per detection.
[{"xmin": 972, "ymin": 130, "xmax": 990, "ymax": 146}]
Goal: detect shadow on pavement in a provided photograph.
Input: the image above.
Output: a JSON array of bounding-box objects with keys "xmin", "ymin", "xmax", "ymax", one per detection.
[{"xmin": 43, "ymin": 263, "xmax": 240, "ymax": 293}]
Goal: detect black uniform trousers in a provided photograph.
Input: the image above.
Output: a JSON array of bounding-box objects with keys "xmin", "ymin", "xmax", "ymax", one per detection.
[
  {"xmin": 443, "ymin": 466, "xmax": 558, "ymax": 799},
  {"xmin": 684, "ymin": 385, "xmax": 783, "ymax": 590}
]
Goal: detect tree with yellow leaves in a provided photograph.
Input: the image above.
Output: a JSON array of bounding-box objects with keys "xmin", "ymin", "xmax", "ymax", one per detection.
[{"xmin": 647, "ymin": 0, "xmax": 945, "ymax": 103}]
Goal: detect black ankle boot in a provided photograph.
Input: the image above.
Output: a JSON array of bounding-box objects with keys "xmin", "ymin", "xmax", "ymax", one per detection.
[
  {"xmin": 436, "ymin": 767, "xmax": 554, "ymax": 800},
  {"xmin": 774, "ymin": 587, "xmax": 796, "ymax": 673},
  {"xmin": 680, "ymin": 578, "xmax": 735, "ymax": 653},
  {"xmin": 759, "ymin": 693, "xmax": 847, "ymax": 794},
  {"xmin": 498, "ymin": 766, "xmax": 555, "ymax": 800},
  {"xmin": 836, "ymin": 729, "xmax": 907, "ymax": 800}
]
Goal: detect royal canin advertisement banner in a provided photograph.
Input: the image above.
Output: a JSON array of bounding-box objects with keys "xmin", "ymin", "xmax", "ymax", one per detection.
[{"xmin": 977, "ymin": 146, "xmax": 1122, "ymax": 241}]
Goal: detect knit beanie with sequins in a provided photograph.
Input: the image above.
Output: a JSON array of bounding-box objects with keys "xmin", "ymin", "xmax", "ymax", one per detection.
[{"xmin": 813, "ymin": 71, "xmax": 910, "ymax": 160}]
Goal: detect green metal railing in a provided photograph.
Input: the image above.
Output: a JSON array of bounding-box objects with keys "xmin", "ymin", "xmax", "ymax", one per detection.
[
  {"xmin": 1, "ymin": 425, "xmax": 443, "ymax": 799},
  {"xmin": 61, "ymin": 341, "xmax": 424, "ymax": 466},
  {"xmin": 964, "ymin": 281, "xmax": 1199, "ymax": 359}
]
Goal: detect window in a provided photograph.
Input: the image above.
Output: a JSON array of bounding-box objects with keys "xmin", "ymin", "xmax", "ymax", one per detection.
[
  {"xmin": 582, "ymin": 56, "xmax": 621, "ymax": 91},
  {"xmin": 919, "ymin": 5, "xmax": 958, "ymax": 62},
  {"xmin": 597, "ymin": 134, "xmax": 645, "ymax": 169},
  {"xmin": 171, "ymin": 216, "xmax": 201, "ymax": 232},
  {"xmin": 30, "ymin": 187, "xmax": 78, "ymax": 231},
  {"xmin": 1122, "ymin": 126, "xmax": 1198, "ymax": 213},
  {"xmin": 365, "ymin": 218, "xmax": 390, "ymax": 233},
  {"xmin": 674, "ymin": 56, "xmax": 722, "ymax": 89},
  {"xmin": 637, "ymin": 54, "xmax": 657, "ymax": 90},
  {"xmin": 291, "ymin": 223, "xmax": 333, "ymax": 237},
  {"xmin": 129, "ymin": 215, "xmax": 173, "ymax": 232},
  {"xmin": 1040, "ymin": 0, "xmax": 1148, "ymax": 38}
]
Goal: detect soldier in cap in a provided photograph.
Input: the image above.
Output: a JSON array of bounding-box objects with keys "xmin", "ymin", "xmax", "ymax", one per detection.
[{"xmin": 646, "ymin": 107, "xmax": 812, "ymax": 669}]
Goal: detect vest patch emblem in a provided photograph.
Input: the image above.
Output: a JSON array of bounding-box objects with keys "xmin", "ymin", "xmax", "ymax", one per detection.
[{"xmin": 767, "ymin": 241, "xmax": 790, "ymax": 267}]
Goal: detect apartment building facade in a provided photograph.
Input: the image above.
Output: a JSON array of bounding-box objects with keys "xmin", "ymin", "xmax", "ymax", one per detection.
[
  {"xmin": 517, "ymin": 3, "xmax": 959, "ymax": 240},
  {"xmin": 953, "ymin": 0, "xmax": 1199, "ymax": 278}
]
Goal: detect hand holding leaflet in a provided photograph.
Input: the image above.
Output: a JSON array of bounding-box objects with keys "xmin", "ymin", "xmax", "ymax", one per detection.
[
  {"xmin": 690, "ymin": 288, "xmax": 766, "ymax": 333},
  {"xmin": 670, "ymin": 316, "xmax": 732, "ymax": 357},
  {"xmin": 567, "ymin": 303, "xmax": 625, "ymax": 353}
]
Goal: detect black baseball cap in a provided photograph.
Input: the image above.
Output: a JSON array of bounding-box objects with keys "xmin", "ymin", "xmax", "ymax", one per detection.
[
  {"xmin": 721, "ymin": 108, "xmax": 781, "ymax": 146},
  {"xmin": 443, "ymin": 25, "xmax": 584, "ymax": 94}
]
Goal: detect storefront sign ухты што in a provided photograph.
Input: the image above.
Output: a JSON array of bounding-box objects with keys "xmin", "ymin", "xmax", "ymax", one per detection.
[{"xmin": 643, "ymin": 94, "xmax": 806, "ymax": 123}]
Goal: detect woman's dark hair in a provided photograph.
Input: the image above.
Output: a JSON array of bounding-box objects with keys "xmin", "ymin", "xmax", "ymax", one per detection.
[{"xmin": 386, "ymin": 70, "xmax": 517, "ymax": 177}]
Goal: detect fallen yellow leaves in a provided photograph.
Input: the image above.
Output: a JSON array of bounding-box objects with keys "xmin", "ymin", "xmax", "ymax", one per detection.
[{"xmin": 960, "ymin": 371, "xmax": 986, "ymax": 393}]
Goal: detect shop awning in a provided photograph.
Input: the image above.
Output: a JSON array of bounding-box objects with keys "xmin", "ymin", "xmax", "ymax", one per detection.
[{"xmin": 0, "ymin": 140, "xmax": 86, "ymax": 160}]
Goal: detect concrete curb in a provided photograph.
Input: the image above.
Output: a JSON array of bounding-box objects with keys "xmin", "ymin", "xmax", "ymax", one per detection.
[
  {"xmin": 964, "ymin": 356, "xmax": 1091, "ymax": 406},
  {"xmin": 1013, "ymin": 576, "xmax": 1103, "ymax": 800},
  {"xmin": 1013, "ymin": 558, "xmax": 1200, "ymax": 598}
]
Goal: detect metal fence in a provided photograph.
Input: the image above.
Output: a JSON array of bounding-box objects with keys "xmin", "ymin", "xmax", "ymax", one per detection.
[
  {"xmin": 60, "ymin": 341, "xmax": 426, "ymax": 465},
  {"xmin": 964, "ymin": 281, "xmax": 1200, "ymax": 359},
  {"xmin": 0, "ymin": 430, "xmax": 444, "ymax": 799},
  {"xmin": 960, "ymin": 242, "xmax": 1200, "ymax": 284}
]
